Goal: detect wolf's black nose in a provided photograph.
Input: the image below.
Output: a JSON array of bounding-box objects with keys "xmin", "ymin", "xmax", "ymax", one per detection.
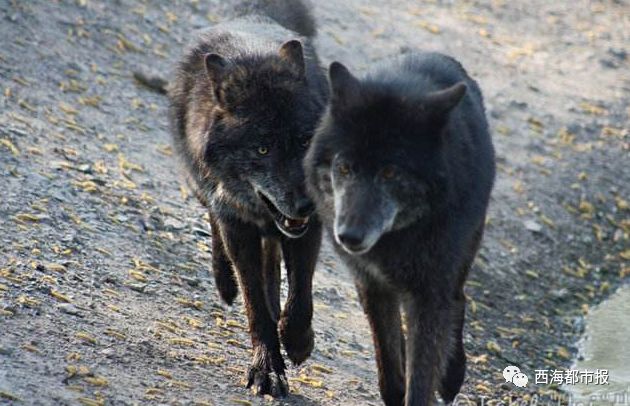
[
  {"xmin": 336, "ymin": 230, "xmax": 364, "ymax": 250},
  {"xmin": 295, "ymin": 198, "xmax": 315, "ymax": 217}
]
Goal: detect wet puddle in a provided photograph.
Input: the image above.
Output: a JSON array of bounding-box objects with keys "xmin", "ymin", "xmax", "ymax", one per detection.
[{"xmin": 565, "ymin": 285, "xmax": 630, "ymax": 405}]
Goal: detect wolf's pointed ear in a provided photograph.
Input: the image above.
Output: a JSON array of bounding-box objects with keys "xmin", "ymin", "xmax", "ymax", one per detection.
[
  {"xmin": 329, "ymin": 62, "xmax": 361, "ymax": 108},
  {"xmin": 204, "ymin": 53, "xmax": 228, "ymax": 85},
  {"xmin": 423, "ymin": 82, "xmax": 467, "ymax": 115},
  {"xmin": 279, "ymin": 40, "xmax": 305, "ymax": 77}
]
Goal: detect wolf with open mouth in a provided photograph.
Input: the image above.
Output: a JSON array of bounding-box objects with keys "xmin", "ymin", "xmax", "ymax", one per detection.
[{"xmin": 167, "ymin": 0, "xmax": 326, "ymax": 397}]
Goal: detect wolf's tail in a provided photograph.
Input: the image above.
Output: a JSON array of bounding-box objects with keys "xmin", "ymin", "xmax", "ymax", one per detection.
[{"xmin": 227, "ymin": 0, "xmax": 317, "ymax": 38}]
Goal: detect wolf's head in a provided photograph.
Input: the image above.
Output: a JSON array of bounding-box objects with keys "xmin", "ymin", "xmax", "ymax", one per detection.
[
  {"xmin": 305, "ymin": 61, "xmax": 467, "ymax": 254},
  {"xmin": 203, "ymin": 40, "xmax": 321, "ymax": 238}
]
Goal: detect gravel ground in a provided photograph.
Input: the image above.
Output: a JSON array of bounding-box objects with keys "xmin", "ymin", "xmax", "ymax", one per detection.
[{"xmin": 0, "ymin": 0, "xmax": 628, "ymax": 405}]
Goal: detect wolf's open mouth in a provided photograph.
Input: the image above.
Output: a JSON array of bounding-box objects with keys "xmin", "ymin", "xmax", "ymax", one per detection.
[{"xmin": 257, "ymin": 192, "xmax": 310, "ymax": 238}]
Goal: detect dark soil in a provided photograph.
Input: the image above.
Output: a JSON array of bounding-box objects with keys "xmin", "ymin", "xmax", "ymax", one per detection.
[{"xmin": 0, "ymin": 0, "xmax": 628, "ymax": 405}]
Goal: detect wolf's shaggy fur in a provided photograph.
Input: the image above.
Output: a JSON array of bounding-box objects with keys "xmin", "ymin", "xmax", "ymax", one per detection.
[
  {"xmin": 305, "ymin": 52, "xmax": 495, "ymax": 405},
  {"xmin": 168, "ymin": 0, "xmax": 326, "ymax": 397}
]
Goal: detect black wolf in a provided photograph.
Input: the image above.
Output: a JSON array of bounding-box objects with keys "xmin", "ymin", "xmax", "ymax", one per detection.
[
  {"xmin": 305, "ymin": 53, "xmax": 495, "ymax": 405},
  {"xmin": 168, "ymin": 0, "xmax": 326, "ymax": 397}
]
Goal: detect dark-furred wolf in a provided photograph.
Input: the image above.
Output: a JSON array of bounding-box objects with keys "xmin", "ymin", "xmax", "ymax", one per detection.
[
  {"xmin": 305, "ymin": 53, "xmax": 495, "ymax": 405},
  {"xmin": 168, "ymin": 0, "xmax": 326, "ymax": 397}
]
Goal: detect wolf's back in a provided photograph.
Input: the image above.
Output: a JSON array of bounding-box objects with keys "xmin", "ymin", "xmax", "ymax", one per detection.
[{"xmin": 224, "ymin": 0, "xmax": 317, "ymax": 38}]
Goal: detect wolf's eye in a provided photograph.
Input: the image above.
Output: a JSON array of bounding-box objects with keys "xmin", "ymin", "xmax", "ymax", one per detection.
[
  {"xmin": 258, "ymin": 146, "xmax": 269, "ymax": 155},
  {"xmin": 382, "ymin": 166, "xmax": 396, "ymax": 179},
  {"xmin": 301, "ymin": 138, "xmax": 310, "ymax": 148},
  {"xmin": 338, "ymin": 163, "xmax": 350, "ymax": 176}
]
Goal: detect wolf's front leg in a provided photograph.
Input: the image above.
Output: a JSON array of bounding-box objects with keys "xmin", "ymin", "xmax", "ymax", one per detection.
[
  {"xmin": 356, "ymin": 278, "xmax": 406, "ymax": 406},
  {"xmin": 208, "ymin": 212, "xmax": 238, "ymax": 305},
  {"xmin": 279, "ymin": 219, "xmax": 322, "ymax": 365},
  {"xmin": 218, "ymin": 218, "xmax": 288, "ymax": 397},
  {"xmin": 440, "ymin": 290, "xmax": 466, "ymax": 404},
  {"xmin": 403, "ymin": 296, "xmax": 451, "ymax": 406},
  {"xmin": 262, "ymin": 238, "xmax": 282, "ymax": 322}
]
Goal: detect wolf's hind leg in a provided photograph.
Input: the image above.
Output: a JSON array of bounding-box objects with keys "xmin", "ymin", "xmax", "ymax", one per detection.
[
  {"xmin": 209, "ymin": 213, "xmax": 238, "ymax": 305},
  {"xmin": 218, "ymin": 218, "xmax": 288, "ymax": 397},
  {"xmin": 279, "ymin": 220, "xmax": 321, "ymax": 365},
  {"xmin": 356, "ymin": 278, "xmax": 405, "ymax": 406}
]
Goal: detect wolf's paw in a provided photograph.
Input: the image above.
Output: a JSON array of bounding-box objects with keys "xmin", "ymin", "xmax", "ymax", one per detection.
[
  {"xmin": 279, "ymin": 314, "xmax": 314, "ymax": 366},
  {"xmin": 246, "ymin": 346, "xmax": 288, "ymax": 397},
  {"xmin": 247, "ymin": 366, "xmax": 288, "ymax": 398}
]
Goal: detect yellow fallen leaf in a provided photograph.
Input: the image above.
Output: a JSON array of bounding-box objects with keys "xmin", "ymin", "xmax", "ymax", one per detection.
[
  {"xmin": 168, "ymin": 338, "xmax": 195, "ymax": 347},
  {"xmin": 156, "ymin": 321, "xmax": 179, "ymax": 334},
  {"xmin": 75, "ymin": 332, "xmax": 97, "ymax": 345},
  {"xmin": 118, "ymin": 154, "xmax": 143, "ymax": 172},
  {"xmin": 230, "ymin": 399, "xmax": 252, "ymax": 406},
  {"xmin": 486, "ymin": 341, "xmax": 501, "ymax": 354},
  {"xmin": 103, "ymin": 143, "xmax": 119, "ymax": 152},
  {"xmin": 17, "ymin": 295, "xmax": 40, "ymax": 307},
  {"xmin": 292, "ymin": 374, "xmax": 324, "ymax": 388},
  {"xmin": 525, "ymin": 270, "xmax": 539, "ymax": 279},
  {"xmin": 225, "ymin": 319, "xmax": 245, "ymax": 329},
  {"xmin": 0, "ymin": 391, "xmax": 21, "ymax": 401},
  {"xmin": 129, "ymin": 270, "xmax": 147, "ymax": 282},
  {"xmin": 145, "ymin": 388, "xmax": 165, "ymax": 396},
  {"xmin": 226, "ymin": 339, "xmax": 245, "ymax": 348},
  {"xmin": 51, "ymin": 290, "xmax": 72, "ymax": 303},
  {"xmin": 78, "ymin": 398, "xmax": 104, "ymax": 406},
  {"xmin": 59, "ymin": 102, "xmax": 79, "ymax": 115},
  {"xmin": 475, "ymin": 383, "xmax": 491, "ymax": 393},
  {"xmin": 540, "ymin": 215, "xmax": 555, "ymax": 228},
  {"xmin": 469, "ymin": 354, "xmax": 488, "ymax": 364},
  {"xmin": 185, "ymin": 317, "xmax": 203, "ymax": 328},
  {"xmin": 47, "ymin": 263, "xmax": 67, "ymax": 273},
  {"xmin": 22, "ymin": 343, "xmax": 39, "ymax": 353},
  {"xmin": 169, "ymin": 380, "xmax": 193, "ymax": 389},
  {"xmin": 1, "ymin": 138, "xmax": 21, "ymax": 155},
  {"xmin": 14, "ymin": 213, "xmax": 43, "ymax": 222},
  {"xmin": 311, "ymin": 364, "xmax": 333, "ymax": 374},
  {"xmin": 578, "ymin": 200, "xmax": 594, "ymax": 216},
  {"xmin": 104, "ymin": 329, "xmax": 126, "ymax": 340},
  {"xmin": 85, "ymin": 376, "xmax": 109, "ymax": 386},
  {"xmin": 157, "ymin": 369, "xmax": 173, "ymax": 379},
  {"xmin": 416, "ymin": 20, "xmax": 440, "ymax": 34},
  {"xmin": 579, "ymin": 102, "xmax": 607, "ymax": 116},
  {"xmin": 66, "ymin": 352, "xmax": 82, "ymax": 361},
  {"xmin": 556, "ymin": 346, "xmax": 571, "ymax": 360},
  {"xmin": 102, "ymin": 288, "xmax": 118, "ymax": 296}
]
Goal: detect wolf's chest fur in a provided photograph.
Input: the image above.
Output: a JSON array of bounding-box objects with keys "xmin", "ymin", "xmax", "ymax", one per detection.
[{"xmin": 335, "ymin": 224, "xmax": 449, "ymax": 290}]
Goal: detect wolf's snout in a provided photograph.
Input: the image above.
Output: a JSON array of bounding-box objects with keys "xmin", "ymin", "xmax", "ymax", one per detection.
[
  {"xmin": 333, "ymin": 187, "xmax": 399, "ymax": 255},
  {"xmin": 295, "ymin": 197, "xmax": 315, "ymax": 218},
  {"xmin": 336, "ymin": 227, "xmax": 367, "ymax": 252}
]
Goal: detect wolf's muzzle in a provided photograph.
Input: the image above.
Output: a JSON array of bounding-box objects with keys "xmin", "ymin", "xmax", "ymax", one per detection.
[{"xmin": 257, "ymin": 191, "xmax": 311, "ymax": 238}]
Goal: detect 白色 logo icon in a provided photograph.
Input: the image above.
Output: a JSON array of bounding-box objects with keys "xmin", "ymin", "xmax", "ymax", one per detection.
[{"xmin": 503, "ymin": 366, "xmax": 528, "ymax": 388}]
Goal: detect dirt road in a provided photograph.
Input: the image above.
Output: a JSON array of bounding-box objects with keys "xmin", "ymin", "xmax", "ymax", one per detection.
[{"xmin": 1, "ymin": 0, "xmax": 628, "ymax": 405}]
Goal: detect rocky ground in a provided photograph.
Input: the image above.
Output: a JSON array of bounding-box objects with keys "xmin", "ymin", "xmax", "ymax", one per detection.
[{"xmin": 0, "ymin": 0, "xmax": 628, "ymax": 405}]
